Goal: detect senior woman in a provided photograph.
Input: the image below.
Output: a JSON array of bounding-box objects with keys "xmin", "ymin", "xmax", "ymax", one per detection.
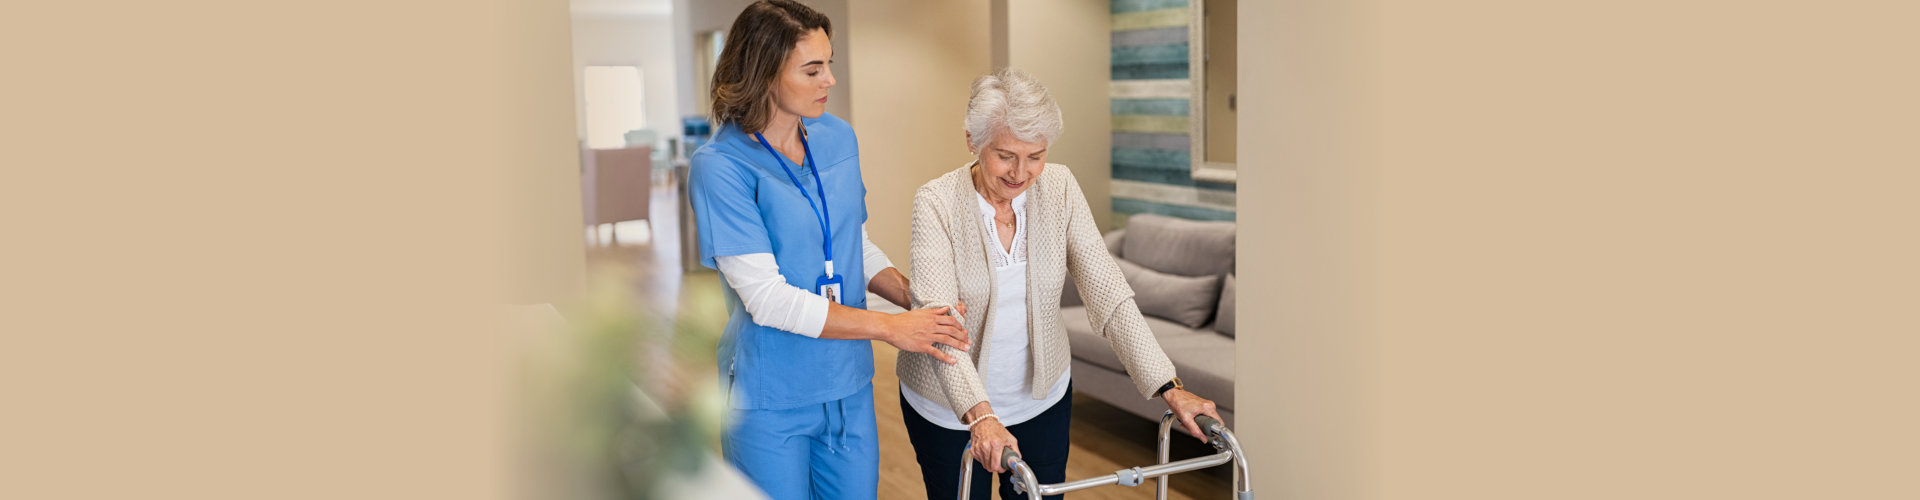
[{"xmin": 897, "ymin": 68, "xmax": 1223, "ymax": 500}]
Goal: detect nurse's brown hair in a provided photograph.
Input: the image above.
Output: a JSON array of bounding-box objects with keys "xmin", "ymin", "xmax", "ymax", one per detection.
[{"xmin": 710, "ymin": 0, "xmax": 832, "ymax": 134}]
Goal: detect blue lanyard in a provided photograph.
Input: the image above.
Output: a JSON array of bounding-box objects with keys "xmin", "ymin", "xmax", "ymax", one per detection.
[{"xmin": 753, "ymin": 128, "xmax": 834, "ymax": 277}]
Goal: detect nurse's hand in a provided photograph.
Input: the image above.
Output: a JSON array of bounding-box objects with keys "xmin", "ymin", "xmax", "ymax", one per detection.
[
  {"xmin": 965, "ymin": 403, "xmax": 1020, "ymax": 473},
  {"xmin": 881, "ymin": 305, "xmax": 970, "ymax": 364}
]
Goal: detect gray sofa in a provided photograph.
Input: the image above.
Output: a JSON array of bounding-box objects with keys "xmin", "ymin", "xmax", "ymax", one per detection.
[{"xmin": 1060, "ymin": 214, "xmax": 1237, "ymax": 426}]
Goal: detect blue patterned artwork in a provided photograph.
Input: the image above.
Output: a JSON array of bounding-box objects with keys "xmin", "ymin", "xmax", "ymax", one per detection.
[{"xmin": 1110, "ymin": 0, "xmax": 1234, "ymax": 224}]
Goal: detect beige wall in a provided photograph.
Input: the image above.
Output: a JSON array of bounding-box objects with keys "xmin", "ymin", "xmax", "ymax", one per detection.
[
  {"xmin": 1004, "ymin": 0, "xmax": 1115, "ymax": 230},
  {"xmin": 1237, "ymin": 1, "xmax": 1920, "ymax": 499},
  {"xmin": 8, "ymin": 0, "xmax": 583, "ymax": 498},
  {"xmin": 570, "ymin": 15, "xmax": 681, "ymax": 143},
  {"xmin": 1235, "ymin": 0, "xmax": 1377, "ymax": 497},
  {"xmin": 846, "ymin": 0, "xmax": 992, "ymax": 273},
  {"xmin": 18, "ymin": 1, "xmax": 1920, "ymax": 498},
  {"xmin": 674, "ymin": 0, "xmax": 752, "ymax": 120}
]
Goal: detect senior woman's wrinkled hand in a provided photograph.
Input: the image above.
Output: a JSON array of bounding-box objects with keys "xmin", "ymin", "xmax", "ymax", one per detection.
[
  {"xmin": 879, "ymin": 303, "xmax": 971, "ymax": 363},
  {"xmin": 1163, "ymin": 388, "xmax": 1223, "ymax": 441},
  {"xmin": 965, "ymin": 403, "xmax": 1020, "ymax": 473}
]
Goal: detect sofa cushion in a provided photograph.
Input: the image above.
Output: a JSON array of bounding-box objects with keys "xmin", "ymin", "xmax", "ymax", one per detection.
[
  {"xmin": 1060, "ymin": 305, "xmax": 1139, "ymax": 375},
  {"xmin": 1117, "ymin": 259, "xmax": 1220, "ymax": 328},
  {"xmin": 1156, "ymin": 328, "xmax": 1236, "ymax": 411},
  {"xmin": 1060, "ymin": 306, "xmax": 1236, "ymax": 411},
  {"xmin": 1120, "ymin": 214, "xmax": 1235, "ymax": 278},
  {"xmin": 1104, "ymin": 227, "xmax": 1126, "ymax": 257},
  {"xmin": 1214, "ymin": 274, "xmax": 1236, "ymax": 337}
]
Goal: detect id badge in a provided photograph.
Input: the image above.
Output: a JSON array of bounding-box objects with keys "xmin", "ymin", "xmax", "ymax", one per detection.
[{"xmin": 815, "ymin": 273, "xmax": 844, "ymax": 305}]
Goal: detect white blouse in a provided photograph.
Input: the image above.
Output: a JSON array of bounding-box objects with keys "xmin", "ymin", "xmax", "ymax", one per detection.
[{"xmin": 902, "ymin": 190, "xmax": 1071, "ymax": 430}]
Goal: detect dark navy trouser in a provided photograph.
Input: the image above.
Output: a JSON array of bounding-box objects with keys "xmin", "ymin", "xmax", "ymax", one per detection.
[{"xmin": 900, "ymin": 381, "xmax": 1072, "ymax": 500}]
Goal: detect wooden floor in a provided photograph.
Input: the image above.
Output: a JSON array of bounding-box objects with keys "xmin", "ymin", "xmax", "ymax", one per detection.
[{"xmin": 607, "ymin": 181, "xmax": 1232, "ymax": 499}]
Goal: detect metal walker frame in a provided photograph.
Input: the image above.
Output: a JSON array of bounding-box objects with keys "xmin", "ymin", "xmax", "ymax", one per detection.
[{"xmin": 958, "ymin": 411, "xmax": 1252, "ymax": 500}]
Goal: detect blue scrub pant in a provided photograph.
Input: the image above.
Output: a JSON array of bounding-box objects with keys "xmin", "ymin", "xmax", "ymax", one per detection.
[{"xmin": 723, "ymin": 382, "xmax": 879, "ymax": 500}]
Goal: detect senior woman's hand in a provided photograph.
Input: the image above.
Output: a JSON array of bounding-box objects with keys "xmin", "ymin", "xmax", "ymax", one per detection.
[
  {"xmin": 964, "ymin": 402, "xmax": 1020, "ymax": 473},
  {"xmin": 1164, "ymin": 388, "xmax": 1223, "ymax": 441}
]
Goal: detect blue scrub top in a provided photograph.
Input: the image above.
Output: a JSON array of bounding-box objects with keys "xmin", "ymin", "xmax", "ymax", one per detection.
[{"xmin": 688, "ymin": 113, "xmax": 874, "ymax": 410}]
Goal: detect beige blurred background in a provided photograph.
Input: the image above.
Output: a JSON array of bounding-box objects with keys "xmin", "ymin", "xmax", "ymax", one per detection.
[{"xmin": 5, "ymin": 0, "xmax": 1917, "ymax": 499}]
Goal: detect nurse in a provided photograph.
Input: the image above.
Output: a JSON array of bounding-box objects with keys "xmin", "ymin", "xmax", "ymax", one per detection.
[{"xmin": 687, "ymin": 1, "xmax": 970, "ymax": 499}]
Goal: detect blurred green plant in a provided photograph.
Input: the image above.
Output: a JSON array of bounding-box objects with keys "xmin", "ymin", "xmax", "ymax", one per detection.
[{"xmin": 517, "ymin": 261, "xmax": 727, "ymax": 499}]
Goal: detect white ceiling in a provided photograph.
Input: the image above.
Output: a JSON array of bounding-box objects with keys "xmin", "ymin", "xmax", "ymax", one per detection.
[{"xmin": 572, "ymin": 0, "xmax": 671, "ymax": 18}]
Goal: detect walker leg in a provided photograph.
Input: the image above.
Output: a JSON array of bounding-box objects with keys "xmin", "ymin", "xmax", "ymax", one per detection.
[
  {"xmin": 959, "ymin": 442, "xmax": 1040, "ymax": 500},
  {"xmin": 1157, "ymin": 410, "xmax": 1175, "ymax": 500},
  {"xmin": 957, "ymin": 443, "xmax": 974, "ymax": 500}
]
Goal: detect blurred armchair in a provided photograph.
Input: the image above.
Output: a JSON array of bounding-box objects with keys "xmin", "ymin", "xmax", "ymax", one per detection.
[{"xmin": 581, "ymin": 144, "xmax": 652, "ymax": 246}]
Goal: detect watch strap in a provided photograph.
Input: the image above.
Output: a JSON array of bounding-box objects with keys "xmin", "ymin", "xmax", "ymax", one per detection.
[{"xmin": 1153, "ymin": 377, "xmax": 1184, "ymax": 398}]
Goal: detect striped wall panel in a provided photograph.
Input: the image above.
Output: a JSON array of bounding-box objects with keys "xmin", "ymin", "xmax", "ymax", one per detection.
[
  {"xmin": 1113, "ymin": 198, "xmax": 1236, "ymax": 222},
  {"xmin": 1110, "ymin": 0, "xmax": 1232, "ymax": 225}
]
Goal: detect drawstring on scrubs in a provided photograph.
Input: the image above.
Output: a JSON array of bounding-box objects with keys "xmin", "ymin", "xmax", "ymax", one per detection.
[{"xmin": 826, "ymin": 397, "xmax": 849, "ymax": 453}]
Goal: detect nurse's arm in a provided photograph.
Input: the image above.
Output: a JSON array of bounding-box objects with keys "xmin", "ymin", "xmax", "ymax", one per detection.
[
  {"xmin": 714, "ymin": 253, "xmax": 970, "ymax": 363},
  {"xmin": 860, "ymin": 225, "xmax": 973, "ymax": 354},
  {"xmin": 867, "ymin": 267, "xmax": 912, "ymax": 310},
  {"xmin": 866, "ymin": 238, "xmax": 965, "ymax": 323},
  {"xmin": 819, "ymin": 302, "xmax": 970, "ymax": 364},
  {"xmin": 861, "ymin": 225, "xmax": 912, "ymax": 310},
  {"xmin": 865, "ymin": 267, "xmax": 964, "ymax": 320}
]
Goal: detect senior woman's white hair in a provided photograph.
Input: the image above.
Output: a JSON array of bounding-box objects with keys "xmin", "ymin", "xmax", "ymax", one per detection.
[{"xmin": 965, "ymin": 68, "xmax": 1064, "ymax": 152}]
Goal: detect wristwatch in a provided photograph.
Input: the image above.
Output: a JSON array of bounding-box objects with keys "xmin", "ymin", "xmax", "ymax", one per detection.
[{"xmin": 1153, "ymin": 377, "xmax": 1185, "ymax": 399}]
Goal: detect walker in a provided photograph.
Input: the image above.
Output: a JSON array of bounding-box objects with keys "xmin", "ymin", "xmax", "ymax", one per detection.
[{"xmin": 957, "ymin": 411, "xmax": 1252, "ymax": 500}]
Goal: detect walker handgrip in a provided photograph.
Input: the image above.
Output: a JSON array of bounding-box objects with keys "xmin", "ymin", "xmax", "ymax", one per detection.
[
  {"xmin": 1193, "ymin": 414, "xmax": 1228, "ymax": 449},
  {"xmin": 1194, "ymin": 414, "xmax": 1225, "ymax": 435},
  {"xmin": 999, "ymin": 446, "xmax": 1023, "ymax": 472}
]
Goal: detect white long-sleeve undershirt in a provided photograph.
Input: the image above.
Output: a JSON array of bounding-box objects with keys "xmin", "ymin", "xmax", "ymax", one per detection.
[{"xmin": 713, "ymin": 225, "xmax": 896, "ymax": 338}]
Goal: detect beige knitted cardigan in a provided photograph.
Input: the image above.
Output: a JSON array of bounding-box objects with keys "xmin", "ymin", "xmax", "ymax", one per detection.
[{"xmin": 898, "ymin": 162, "xmax": 1177, "ymax": 420}]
